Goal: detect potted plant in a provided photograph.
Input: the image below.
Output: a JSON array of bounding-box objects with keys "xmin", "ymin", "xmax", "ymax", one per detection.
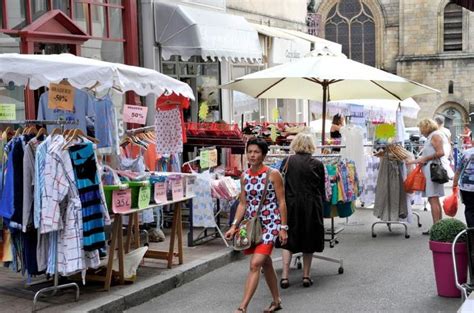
[{"xmin": 429, "ymin": 218, "xmax": 468, "ymax": 297}]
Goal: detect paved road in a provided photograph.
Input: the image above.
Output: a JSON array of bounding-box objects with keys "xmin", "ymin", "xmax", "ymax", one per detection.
[{"xmin": 126, "ymin": 207, "xmax": 462, "ymax": 313}]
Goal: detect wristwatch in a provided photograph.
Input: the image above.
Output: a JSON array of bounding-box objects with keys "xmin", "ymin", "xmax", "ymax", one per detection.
[{"xmin": 280, "ymin": 225, "xmax": 289, "ymax": 231}]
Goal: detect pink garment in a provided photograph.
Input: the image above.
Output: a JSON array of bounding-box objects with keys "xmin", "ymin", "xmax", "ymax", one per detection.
[{"xmin": 154, "ymin": 108, "xmax": 183, "ymax": 155}]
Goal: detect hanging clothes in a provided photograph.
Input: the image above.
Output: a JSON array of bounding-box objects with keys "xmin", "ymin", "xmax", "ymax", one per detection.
[
  {"xmin": 68, "ymin": 143, "xmax": 106, "ymax": 252},
  {"xmin": 359, "ymin": 155, "xmax": 380, "ymax": 206},
  {"xmin": 340, "ymin": 124, "xmax": 366, "ymax": 178},
  {"xmin": 91, "ymin": 95, "xmax": 119, "ymax": 155},
  {"xmin": 373, "ymin": 155, "xmax": 408, "ymax": 221},
  {"xmin": 156, "ymin": 92, "xmax": 190, "ymax": 143},
  {"xmin": 192, "ymin": 171, "xmax": 216, "ymax": 228},
  {"xmin": 154, "ymin": 108, "xmax": 183, "ymax": 155}
]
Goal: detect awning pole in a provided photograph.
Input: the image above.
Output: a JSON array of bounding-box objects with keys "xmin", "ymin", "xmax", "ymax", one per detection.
[{"xmin": 321, "ymin": 81, "xmax": 328, "ymax": 147}]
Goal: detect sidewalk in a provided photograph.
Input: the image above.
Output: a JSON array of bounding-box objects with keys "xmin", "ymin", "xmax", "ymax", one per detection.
[{"xmin": 0, "ymin": 228, "xmax": 234, "ymax": 313}]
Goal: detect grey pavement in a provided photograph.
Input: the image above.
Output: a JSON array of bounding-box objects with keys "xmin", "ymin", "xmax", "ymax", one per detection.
[{"xmin": 126, "ymin": 203, "xmax": 464, "ymax": 313}]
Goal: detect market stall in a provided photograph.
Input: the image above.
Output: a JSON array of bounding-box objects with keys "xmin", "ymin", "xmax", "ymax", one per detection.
[{"xmin": 0, "ymin": 53, "xmax": 195, "ymax": 309}]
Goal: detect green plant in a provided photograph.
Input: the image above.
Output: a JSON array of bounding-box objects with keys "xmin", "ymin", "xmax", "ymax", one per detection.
[{"xmin": 429, "ymin": 218, "xmax": 467, "ymax": 243}]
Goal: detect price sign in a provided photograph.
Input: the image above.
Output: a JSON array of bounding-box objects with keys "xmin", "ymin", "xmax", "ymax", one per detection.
[
  {"xmin": 200, "ymin": 150, "xmax": 209, "ymax": 169},
  {"xmin": 208, "ymin": 149, "xmax": 217, "ymax": 168},
  {"xmin": 154, "ymin": 182, "xmax": 168, "ymax": 203},
  {"xmin": 185, "ymin": 176, "xmax": 196, "ymax": 197},
  {"xmin": 138, "ymin": 185, "xmax": 151, "ymax": 209},
  {"xmin": 0, "ymin": 104, "xmax": 16, "ymax": 120},
  {"xmin": 375, "ymin": 123, "xmax": 396, "ymax": 140},
  {"xmin": 48, "ymin": 82, "xmax": 75, "ymax": 111},
  {"xmin": 112, "ymin": 189, "xmax": 131, "ymax": 213},
  {"xmin": 171, "ymin": 178, "xmax": 184, "ymax": 200},
  {"xmin": 123, "ymin": 104, "xmax": 148, "ymax": 125}
]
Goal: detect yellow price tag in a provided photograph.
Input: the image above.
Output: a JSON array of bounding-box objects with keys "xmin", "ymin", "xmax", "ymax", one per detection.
[
  {"xmin": 375, "ymin": 123, "xmax": 396, "ymax": 140},
  {"xmin": 48, "ymin": 82, "xmax": 75, "ymax": 111},
  {"xmin": 200, "ymin": 150, "xmax": 210, "ymax": 169},
  {"xmin": 208, "ymin": 149, "xmax": 218, "ymax": 167},
  {"xmin": 0, "ymin": 104, "xmax": 16, "ymax": 120}
]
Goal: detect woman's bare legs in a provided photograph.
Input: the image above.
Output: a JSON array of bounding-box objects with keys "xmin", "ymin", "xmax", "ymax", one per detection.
[
  {"xmin": 281, "ymin": 249, "xmax": 292, "ymax": 281},
  {"xmin": 236, "ymin": 253, "xmax": 268, "ymax": 312},
  {"xmin": 428, "ymin": 196, "xmax": 442, "ymax": 224}
]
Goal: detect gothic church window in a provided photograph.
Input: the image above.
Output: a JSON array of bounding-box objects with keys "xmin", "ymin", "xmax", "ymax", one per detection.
[
  {"xmin": 324, "ymin": 0, "xmax": 375, "ymax": 66},
  {"xmin": 444, "ymin": 2, "xmax": 463, "ymax": 51}
]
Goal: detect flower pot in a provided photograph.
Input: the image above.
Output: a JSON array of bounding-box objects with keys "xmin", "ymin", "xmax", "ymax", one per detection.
[{"xmin": 429, "ymin": 240, "xmax": 468, "ymax": 297}]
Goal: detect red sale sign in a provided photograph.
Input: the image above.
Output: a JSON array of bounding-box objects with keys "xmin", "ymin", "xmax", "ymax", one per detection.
[{"xmin": 123, "ymin": 104, "xmax": 148, "ymax": 125}]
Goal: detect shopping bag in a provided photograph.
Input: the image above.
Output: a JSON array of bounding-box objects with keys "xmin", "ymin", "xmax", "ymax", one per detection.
[
  {"xmin": 443, "ymin": 187, "xmax": 459, "ymax": 217},
  {"xmin": 404, "ymin": 164, "xmax": 426, "ymax": 193}
]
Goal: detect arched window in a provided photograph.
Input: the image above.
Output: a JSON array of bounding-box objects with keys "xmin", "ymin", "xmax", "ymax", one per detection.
[
  {"xmin": 444, "ymin": 2, "xmax": 463, "ymax": 51},
  {"xmin": 324, "ymin": 0, "xmax": 375, "ymax": 66}
]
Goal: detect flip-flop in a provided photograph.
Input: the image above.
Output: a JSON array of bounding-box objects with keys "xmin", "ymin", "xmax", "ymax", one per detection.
[{"xmin": 280, "ymin": 278, "xmax": 290, "ymax": 289}]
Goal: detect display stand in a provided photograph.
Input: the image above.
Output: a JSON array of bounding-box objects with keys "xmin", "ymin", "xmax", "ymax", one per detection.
[
  {"xmin": 0, "ymin": 119, "xmax": 81, "ymax": 312},
  {"xmin": 103, "ymin": 196, "xmax": 194, "ymax": 291}
]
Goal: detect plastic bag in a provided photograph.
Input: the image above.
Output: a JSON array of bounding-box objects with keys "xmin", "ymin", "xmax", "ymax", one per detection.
[
  {"xmin": 404, "ymin": 164, "xmax": 426, "ymax": 193},
  {"xmin": 443, "ymin": 187, "xmax": 459, "ymax": 217}
]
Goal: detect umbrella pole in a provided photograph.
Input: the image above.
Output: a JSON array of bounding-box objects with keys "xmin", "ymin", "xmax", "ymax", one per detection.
[{"xmin": 321, "ymin": 82, "xmax": 328, "ymax": 147}]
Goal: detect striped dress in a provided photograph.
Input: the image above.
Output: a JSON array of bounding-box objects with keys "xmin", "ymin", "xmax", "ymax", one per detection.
[{"xmin": 68, "ymin": 143, "xmax": 106, "ymax": 251}]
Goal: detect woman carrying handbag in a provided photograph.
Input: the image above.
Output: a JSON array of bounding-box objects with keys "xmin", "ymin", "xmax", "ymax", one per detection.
[
  {"xmin": 225, "ymin": 138, "xmax": 288, "ymax": 313},
  {"xmin": 406, "ymin": 118, "xmax": 453, "ymax": 234}
]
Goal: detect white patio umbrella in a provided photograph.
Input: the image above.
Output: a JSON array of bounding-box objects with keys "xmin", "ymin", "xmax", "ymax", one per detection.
[
  {"xmin": 0, "ymin": 53, "xmax": 194, "ymax": 99},
  {"xmin": 309, "ymin": 118, "xmax": 332, "ymax": 134},
  {"xmin": 222, "ymin": 49, "xmax": 439, "ymax": 143}
]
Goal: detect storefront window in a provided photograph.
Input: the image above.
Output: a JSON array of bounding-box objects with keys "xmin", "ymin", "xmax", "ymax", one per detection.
[
  {"xmin": 81, "ymin": 39, "xmax": 123, "ymax": 63},
  {"xmin": 0, "ymin": 35, "xmax": 23, "ymax": 120},
  {"xmin": 53, "ymin": 0, "xmax": 70, "ymax": 16},
  {"xmin": 231, "ymin": 64, "xmax": 265, "ymax": 125},
  {"xmin": 32, "ymin": 0, "xmax": 48, "ymax": 21},
  {"xmin": 73, "ymin": 2, "xmax": 88, "ymax": 32},
  {"xmin": 108, "ymin": 7, "xmax": 123, "ymax": 38},
  {"xmin": 162, "ymin": 56, "xmax": 221, "ymax": 122},
  {"xmin": 91, "ymin": 5, "xmax": 106, "ymax": 37},
  {"xmin": 7, "ymin": 0, "xmax": 26, "ymax": 29}
]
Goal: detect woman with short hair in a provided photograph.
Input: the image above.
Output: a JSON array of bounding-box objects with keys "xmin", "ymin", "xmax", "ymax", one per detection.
[
  {"xmin": 225, "ymin": 137, "xmax": 288, "ymax": 313},
  {"xmin": 279, "ymin": 133, "xmax": 325, "ymax": 288}
]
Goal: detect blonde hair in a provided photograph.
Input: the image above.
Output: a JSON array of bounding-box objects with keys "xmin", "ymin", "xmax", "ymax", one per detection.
[
  {"xmin": 418, "ymin": 118, "xmax": 439, "ymax": 136},
  {"xmin": 290, "ymin": 133, "xmax": 316, "ymax": 154}
]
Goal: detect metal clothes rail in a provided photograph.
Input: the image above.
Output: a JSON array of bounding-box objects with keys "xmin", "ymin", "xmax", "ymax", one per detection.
[{"xmin": 1, "ymin": 119, "xmax": 80, "ymax": 311}]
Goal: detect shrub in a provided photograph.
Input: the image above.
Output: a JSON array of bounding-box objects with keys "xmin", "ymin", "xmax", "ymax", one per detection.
[{"xmin": 430, "ymin": 218, "xmax": 467, "ymax": 243}]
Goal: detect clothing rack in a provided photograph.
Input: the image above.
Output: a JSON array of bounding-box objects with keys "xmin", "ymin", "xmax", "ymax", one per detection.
[
  {"xmin": 125, "ymin": 125, "xmax": 154, "ymax": 135},
  {"xmin": 1, "ymin": 119, "xmax": 80, "ymax": 311}
]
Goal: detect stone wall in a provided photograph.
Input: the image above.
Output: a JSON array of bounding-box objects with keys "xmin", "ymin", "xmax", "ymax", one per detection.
[{"xmin": 226, "ymin": 0, "xmax": 308, "ymax": 29}]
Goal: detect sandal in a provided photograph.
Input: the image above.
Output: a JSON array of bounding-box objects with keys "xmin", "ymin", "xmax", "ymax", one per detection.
[
  {"xmin": 263, "ymin": 300, "xmax": 282, "ymax": 312},
  {"xmin": 235, "ymin": 308, "xmax": 246, "ymax": 313},
  {"xmin": 280, "ymin": 278, "xmax": 290, "ymax": 289},
  {"xmin": 302, "ymin": 277, "xmax": 313, "ymax": 288}
]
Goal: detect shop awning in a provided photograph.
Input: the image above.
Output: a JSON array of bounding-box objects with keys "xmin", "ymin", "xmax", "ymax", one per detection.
[
  {"xmin": 452, "ymin": 0, "xmax": 474, "ymax": 11},
  {"xmin": 153, "ymin": 2, "xmax": 262, "ymax": 62},
  {"xmin": 251, "ymin": 23, "xmax": 342, "ymax": 54}
]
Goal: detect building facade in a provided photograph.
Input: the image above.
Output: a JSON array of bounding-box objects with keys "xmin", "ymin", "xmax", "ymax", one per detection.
[
  {"xmin": 0, "ymin": 0, "xmax": 139, "ymax": 125},
  {"xmin": 313, "ymin": 0, "xmax": 474, "ymax": 137}
]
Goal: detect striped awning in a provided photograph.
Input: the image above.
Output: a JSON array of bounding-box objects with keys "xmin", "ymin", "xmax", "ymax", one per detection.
[{"xmin": 452, "ymin": 0, "xmax": 474, "ymax": 11}]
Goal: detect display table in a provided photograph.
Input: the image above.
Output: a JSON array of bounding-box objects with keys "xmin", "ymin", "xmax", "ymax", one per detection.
[{"xmin": 104, "ymin": 196, "xmax": 195, "ymax": 291}]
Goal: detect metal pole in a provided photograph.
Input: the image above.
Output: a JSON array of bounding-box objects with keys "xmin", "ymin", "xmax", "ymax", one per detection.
[{"xmin": 321, "ymin": 81, "xmax": 328, "ymax": 146}]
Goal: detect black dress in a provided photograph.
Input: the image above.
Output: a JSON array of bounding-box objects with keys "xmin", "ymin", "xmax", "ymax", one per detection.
[
  {"xmin": 280, "ymin": 153, "xmax": 325, "ymax": 253},
  {"xmin": 330, "ymin": 129, "xmax": 342, "ymax": 152}
]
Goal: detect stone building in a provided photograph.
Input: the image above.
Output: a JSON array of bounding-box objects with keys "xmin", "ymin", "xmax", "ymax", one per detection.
[{"xmin": 313, "ymin": 0, "xmax": 474, "ymax": 136}]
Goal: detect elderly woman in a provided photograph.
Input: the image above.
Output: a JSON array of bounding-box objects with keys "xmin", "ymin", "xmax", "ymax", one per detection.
[
  {"xmin": 225, "ymin": 137, "xmax": 288, "ymax": 313},
  {"xmin": 279, "ymin": 133, "xmax": 325, "ymax": 288},
  {"xmin": 407, "ymin": 118, "xmax": 453, "ymax": 234}
]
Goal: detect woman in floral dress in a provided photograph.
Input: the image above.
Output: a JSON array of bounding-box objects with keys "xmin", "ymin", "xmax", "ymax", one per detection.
[{"xmin": 225, "ymin": 137, "xmax": 288, "ymax": 313}]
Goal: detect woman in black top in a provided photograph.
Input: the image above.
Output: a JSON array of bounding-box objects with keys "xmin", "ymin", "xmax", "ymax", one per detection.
[
  {"xmin": 330, "ymin": 114, "xmax": 344, "ymax": 152},
  {"xmin": 279, "ymin": 133, "xmax": 325, "ymax": 288}
]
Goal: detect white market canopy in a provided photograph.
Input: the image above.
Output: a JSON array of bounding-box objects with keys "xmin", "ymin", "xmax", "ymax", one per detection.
[{"xmin": 0, "ymin": 53, "xmax": 194, "ymax": 99}]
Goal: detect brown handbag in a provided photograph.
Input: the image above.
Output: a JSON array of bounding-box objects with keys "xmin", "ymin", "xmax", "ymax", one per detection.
[{"xmin": 233, "ymin": 169, "xmax": 271, "ymax": 251}]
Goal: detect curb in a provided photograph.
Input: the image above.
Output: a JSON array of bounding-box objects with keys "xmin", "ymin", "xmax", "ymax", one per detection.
[{"xmin": 65, "ymin": 249, "xmax": 243, "ymax": 313}]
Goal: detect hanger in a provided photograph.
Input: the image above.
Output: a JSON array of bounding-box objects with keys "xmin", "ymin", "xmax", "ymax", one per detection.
[
  {"xmin": 14, "ymin": 127, "xmax": 22, "ymax": 138},
  {"xmin": 35, "ymin": 127, "xmax": 46, "ymax": 139},
  {"xmin": 62, "ymin": 128, "xmax": 99, "ymax": 150},
  {"xmin": 50, "ymin": 127, "xmax": 62, "ymax": 137}
]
